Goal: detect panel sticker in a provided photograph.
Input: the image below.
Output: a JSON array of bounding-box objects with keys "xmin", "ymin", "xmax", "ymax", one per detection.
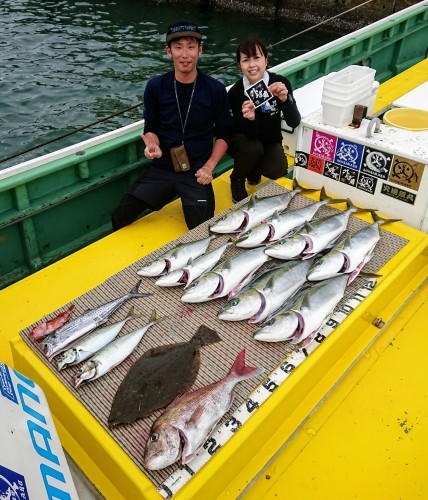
[
  {"xmin": 0, "ymin": 464, "xmax": 29, "ymax": 500},
  {"xmin": 334, "ymin": 138, "xmax": 365, "ymax": 170},
  {"xmin": 340, "ymin": 166, "xmax": 359, "ymax": 187},
  {"xmin": 381, "ymin": 183, "xmax": 416, "ymax": 205},
  {"xmin": 357, "ymin": 172, "xmax": 378, "ymax": 194},
  {"xmin": 245, "ymin": 79, "xmax": 274, "ymax": 109},
  {"xmin": 0, "ymin": 364, "xmax": 17, "ymax": 404},
  {"xmin": 307, "ymin": 154, "xmax": 325, "ymax": 175},
  {"xmin": 310, "ymin": 130, "xmax": 338, "ymax": 161},
  {"xmin": 361, "ymin": 147, "xmax": 392, "ymax": 179},
  {"xmin": 323, "ymin": 161, "xmax": 341, "ymax": 181},
  {"xmin": 294, "ymin": 151, "xmax": 309, "ymax": 168},
  {"xmin": 388, "ymin": 155, "xmax": 424, "ymax": 191}
]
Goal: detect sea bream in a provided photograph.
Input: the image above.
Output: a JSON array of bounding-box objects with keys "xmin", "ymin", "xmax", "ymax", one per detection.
[
  {"xmin": 108, "ymin": 325, "xmax": 221, "ymax": 426},
  {"xmin": 29, "ymin": 304, "xmax": 75, "ymax": 341},
  {"xmin": 217, "ymin": 258, "xmax": 314, "ymax": 323},
  {"xmin": 253, "ymin": 274, "xmax": 349, "ymax": 344},
  {"xmin": 56, "ymin": 306, "xmax": 143, "ymax": 370},
  {"xmin": 181, "ymin": 246, "xmax": 270, "ymax": 303},
  {"xmin": 73, "ymin": 310, "xmax": 163, "ymax": 387},
  {"xmin": 137, "ymin": 235, "xmax": 215, "ymax": 277},
  {"xmin": 209, "ymin": 188, "xmax": 299, "ymax": 236},
  {"xmin": 307, "ymin": 212, "xmax": 399, "ymax": 282},
  {"xmin": 235, "ymin": 188, "xmax": 346, "ymax": 249},
  {"xmin": 42, "ymin": 280, "xmax": 152, "ymax": 360},
  {"xmin": 144, "ymin": 348, "xmax": 264, "ymax": 470},
  {"xmin": 154, "ymin": 242, "xmax": 232, "ymax": 288},
  {"xmin": 265, "ymin": 200, "xmax": 365, "ymax": 260}
]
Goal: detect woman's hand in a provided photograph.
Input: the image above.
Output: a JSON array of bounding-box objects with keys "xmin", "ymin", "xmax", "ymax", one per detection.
[
  {"xmin": 269, "ymin": 82, "xmax": 288, "ymax": 102},
  {"xmin": 242, "ymin": 99, "xmax": 256, "ymax": 121}
]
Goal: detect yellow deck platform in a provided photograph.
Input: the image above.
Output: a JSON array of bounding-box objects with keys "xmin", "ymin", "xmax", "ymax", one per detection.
[{"xmin": 1, "ymin": 60, "xmax": 427, "ymax": 499}]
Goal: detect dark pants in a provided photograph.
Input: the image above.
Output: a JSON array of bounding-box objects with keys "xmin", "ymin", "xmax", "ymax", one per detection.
[
  {"xmin": 112, "ymin": 166, "xmax": 215, "ymax": 231},
  {"xmin": 229, "ymin": 133, "xmax": 288, "ymax": 180}
]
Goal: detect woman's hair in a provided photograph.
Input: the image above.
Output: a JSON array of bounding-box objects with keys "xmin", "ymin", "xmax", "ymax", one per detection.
[{"xmin": 236, "ymin": 36, "xmax": 268, "ymax": 63}]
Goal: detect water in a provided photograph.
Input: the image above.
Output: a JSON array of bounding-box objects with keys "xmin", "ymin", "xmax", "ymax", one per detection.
[{"xmin": 0, "ymin": 0, "xmax": 340, "ymax": 169}]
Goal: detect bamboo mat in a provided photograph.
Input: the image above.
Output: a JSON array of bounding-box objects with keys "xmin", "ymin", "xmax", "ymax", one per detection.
[{"xmin": 20, "ymin": 181, "xmax": 408, "ymax": 486}]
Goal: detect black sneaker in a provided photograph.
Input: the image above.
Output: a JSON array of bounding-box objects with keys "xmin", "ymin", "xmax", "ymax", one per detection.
[
  {"xmin": 247, "ymin": 171, "xmax": 262, "ymax": 185},
  {"xmin": 230, "ymin": 176, "xmax": 248, "ymax": 203}
]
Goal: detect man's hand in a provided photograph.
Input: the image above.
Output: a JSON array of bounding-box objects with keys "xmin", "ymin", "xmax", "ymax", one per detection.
[
  {"xmin": 195, "ymin": 164, "xmax": 213, "ymax": 185},
  {"xmin": 141, "ymin": 133, "xmax": 162, "ymax": 159}
]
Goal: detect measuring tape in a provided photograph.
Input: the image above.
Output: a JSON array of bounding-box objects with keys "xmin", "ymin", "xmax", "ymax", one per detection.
[{"xmin": 158, "ymin": 278, "xmax": 377, "ymax": 498}]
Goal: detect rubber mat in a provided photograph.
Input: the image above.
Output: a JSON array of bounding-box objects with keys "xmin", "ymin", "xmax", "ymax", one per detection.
[{"xmin": 20, "ymin": 181, "xmax": 408, "ymax": 486}]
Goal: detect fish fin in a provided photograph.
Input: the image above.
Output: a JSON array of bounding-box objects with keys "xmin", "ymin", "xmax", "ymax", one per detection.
[
  {"xmin": 147, "ymin": 309, "xmax": 167, "ymax": 325},
  {"xmin": 186, "ymin": 256, "xmax": 194, "ymax": 266},
  {"xmin": 130, "ymin": 279, "xmax": 152, "ymax": 298},
  {"xmin": 370, "ymin": 211, "xmax": 401, "ymax": 224},
  {"xmin": 228, "ymin": 349, "xmax": 264, "ymax": 381},
  {"xmin": 319, "ymin": 186, "xmax": 347, "ymax": 205},
  {"xmin": 356, "ymin": 271, "xmax": 382, "ymax": 279},
  {"xmin": 293, "ymin": 178, "xmax": 319, "ymax": 194},
  {"xmin": 193, "ymin": 325, "xmax": 221, "ymax": 347},
  {"xmin": 248, "ymin": 194, "xmax": 257, "ymax": 208},
  {"xmin": 271, "ymin": 210, "xmax": 281, "ymax": 222}
]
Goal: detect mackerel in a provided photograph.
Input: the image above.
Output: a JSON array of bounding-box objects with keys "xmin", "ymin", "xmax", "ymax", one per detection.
[
  {"xmin": 56, "ymin": 306, "xmax": 143, "ymax": 370},
  {"xmin": 181, "ymin": 247, "xmax": 270, "ymax": 303},
  {"xmin": 155, "ymin": 242, "xmax": 232, "ymax": 288},
  {"xmin": 236, "ymin": 187, "xmax": 345, "ymax": 248},
  {"xmin": 253, "ymin": 275, "xmax": 349, "ymax": 343},
  {"xmin": 42, "ymin": 280, "xmax": 151, "ymax": 360},
  {"xmin": 307, "ymin": 212, "xmax": 400, "ymax": 282},
  {"xmin": 73, "ymin": 310, "xmax": 163, "ymax": 387},
  {"xmin": 137, "ymin": 235, "xmax": 215, "ymax": 277}
]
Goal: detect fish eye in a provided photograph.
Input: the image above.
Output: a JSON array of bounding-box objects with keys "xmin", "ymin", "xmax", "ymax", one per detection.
[
  {"xmin": 265, "ymin": 318, "xmax": 276, "ymax": 326},
  {"xmin": 150, "ymin": 433, "xmax": 159, "ymax": 442},
  {"xmin": 230, "ymin": 299, "xmax": 239, "ymax": 306}
]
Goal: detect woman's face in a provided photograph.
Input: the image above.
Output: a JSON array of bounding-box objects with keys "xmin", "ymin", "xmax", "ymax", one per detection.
[{"xmin": 238, "ymin": 46, "xmax": 267, "ymax": 84}]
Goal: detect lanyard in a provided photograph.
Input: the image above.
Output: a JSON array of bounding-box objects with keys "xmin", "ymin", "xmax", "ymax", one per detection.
[{"xmin": 174, "ymin": 77, "xmax": 197, "ymax": 140}]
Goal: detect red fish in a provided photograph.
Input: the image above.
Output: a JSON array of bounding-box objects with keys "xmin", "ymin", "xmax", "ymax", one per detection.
[{"xmin": 29, "ymin": 305, "xmax": 75, "ymax": 341}]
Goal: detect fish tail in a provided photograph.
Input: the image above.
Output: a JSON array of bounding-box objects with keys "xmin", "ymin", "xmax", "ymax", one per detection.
[
  {"xmin": 125, "ymin": 306, "xmax": 145, "ymax": 321},
  {"xmin": 148, "ymin": 309, "xmax": 167, "ymax": 325},
  {"xmin": 319, "ymin": 186, "xmax": 347, "ymax": 205},
  {"xmin": 228, "ymin": 349, "xmax": 264, "ymax": 381},
  {"xmin": 370, "ymin": 211, "xmax": 401, "ymax": 225},
  {"xmin": 193, "ymin": 325, "xmax": 221, "ymax": 347},
  {"xmin": 345, "ymin": 199, "xmax": 373, "ymax": 213},
  {"xmin": 130, "ymin": 279, "xmax": 152, "ymax": 298},
  {"xmin": 293, "ymin": 178, "xmax": 319, "ymax": 194}
]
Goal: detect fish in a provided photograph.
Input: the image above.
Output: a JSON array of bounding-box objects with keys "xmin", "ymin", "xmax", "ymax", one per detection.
[
  {"xmin": 210, "ymin": 180, "xmax": 317, "ymax": 236},
  {"xmin": 73, "ymin": 310, "xmax": 163, "ymax": 387},
  {"xmin": 154, "ymin": 242, "xmax": 232, "ymax": 288},
  {"xmin": 29, "ymin": 305, "xmax": 75, "ymax": 341},
  {"xmin": 307, "ymin": 212, "xmax": 400, "ymax": 282},
  {"xmin": 144, "ymin": 348, "xmax": 264, "ymax": 470},
  {"xmin": 137, "ymin": 235, "xmax": 215, "ymax": 277},
  {"xmin": 108, "ymin": 325, "xmax": 221, "ymax": 426},
  {"xmin": 41, "ymin": 280, "xmax": 152, "ymax": 361},
  {"xmin": 217, "ymin": 258, "xmax": 314, "ymax": 323},
  {"xmin": 235, "ymin": 188, "xmax": 346, "ymax": 248},
  {"xmin": 56, "ymin": 306, "xmax": 143, "ymax": 370},
  {"xmin": 253, "ymin": 274, "xmax": 349, "ymax": 343},
  {"xmin": 265, "ymin": 200, "xmax": 366, "ymax": 260},
  {"xmin": 181, "ymin": 246, "xmax": 270, "ymax": 303}
]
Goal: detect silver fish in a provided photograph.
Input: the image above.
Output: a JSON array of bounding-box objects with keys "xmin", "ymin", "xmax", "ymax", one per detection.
[
  {"xmin": 56, "ymin": 306, "xmax": 143, "ymax": 370},
  {"xmin": 155, "ymin": 242, "xmax": 232, "ymax": 288},
  {"xmin": 218, "ymin": 258, "xmax": 314, "ymax": 323},
  {"xmin": 307, "ymin": 212, "xmax": 399, "ymax": 282},
  {"xmin": 265, "ymin": 200, "xmax": 363, "ymax": 260},
  {"xmin": 137, "ymin": 235, "xmax": 215, "ymax": 277},
  {"xmin": 253, "ymin": 275, "xmax": 349, "ymax": 343},
  {"xmin": 181, "ymin": 247, "xmax": 270, "ymax": 303},
  {"xmin": 236, "ymin": 188, "xmax": 346, "ymax": 248},
  {"xmin": 208, "ymin": 200, "xmax": 250, "ymax": 234},
  {"xmin": 42, "ymin": 280, "xmax": 152, "ymax": 360},
  {"xmin": 73, "ymin": 310, "xmax": 163, "ymax": 387},
  {"xmin": 144, "ymin": 348, "xmax": 264, "ymax": 470}
]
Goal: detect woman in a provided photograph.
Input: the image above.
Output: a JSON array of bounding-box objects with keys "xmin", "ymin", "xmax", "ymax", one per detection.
[{"xmin": 228, "ymin": 36, "xmax": 301, "ymax": 202}]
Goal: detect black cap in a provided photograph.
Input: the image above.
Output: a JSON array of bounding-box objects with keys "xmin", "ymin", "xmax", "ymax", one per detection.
[{"xmin": 166, "ymin": 20, "xmax": 202, "ymax": 43}]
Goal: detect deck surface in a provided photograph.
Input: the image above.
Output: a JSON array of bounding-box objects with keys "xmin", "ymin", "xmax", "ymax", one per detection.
[{"xmin": 0, "ymin": 60, "xmax": 427, "ymax": 499}]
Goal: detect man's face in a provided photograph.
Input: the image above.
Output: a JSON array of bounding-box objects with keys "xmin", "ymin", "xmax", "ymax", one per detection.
[{"xmin": 166, "ymin": 37, "xmax": 202, "ymax": 76}]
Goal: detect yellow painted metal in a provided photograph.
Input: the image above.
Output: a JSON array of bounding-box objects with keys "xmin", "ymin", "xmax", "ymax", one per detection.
[{"xmin": 2, "ymin": 60, "xmax": 428, "ymax": 498}]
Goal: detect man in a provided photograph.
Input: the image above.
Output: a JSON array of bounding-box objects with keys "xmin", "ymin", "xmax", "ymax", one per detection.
[{"xmin": 112, "ymin": 20, "xmax": 233, "ymax": 230}]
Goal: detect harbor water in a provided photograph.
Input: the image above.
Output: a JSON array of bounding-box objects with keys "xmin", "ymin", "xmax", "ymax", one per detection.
[{"xmin": 0, "ymin": 0, "xmax": 339, "ymax": 168}]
